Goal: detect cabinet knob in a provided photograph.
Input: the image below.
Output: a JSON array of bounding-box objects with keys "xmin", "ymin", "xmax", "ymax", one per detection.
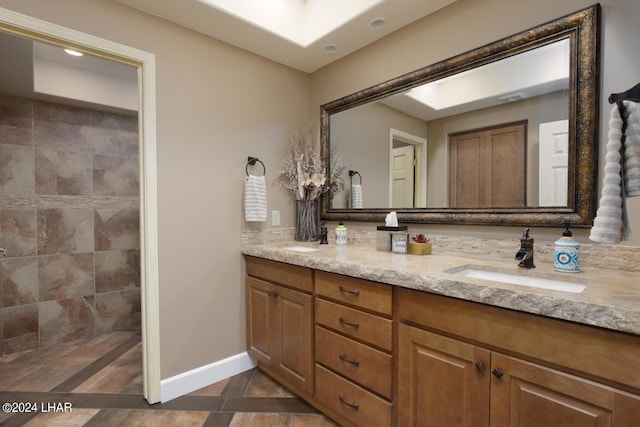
[
  {"xmin": 339, "ymin": 352, "xmax": 360, "ymax": 367},
  {"xmin": 338, "ymin": 286, "xmax": 360, "ymax": 297},
  {"xmin": 338, "ymin": 317, "xmax": 360, "ymax": 329},
  {"xmin": 267, "ymin": 291, "xmax": 278, "ymax": 298},
  {"xmin": 339, "ymin": 395, "xmax": 360, "ymax": 410},
  {"xmin": 492, "ymin": 368, "xmax": 504, "ymax": 379},
  {"xmin": 475, "ymin": 361, "xmax": 486, "ymax": 372}
]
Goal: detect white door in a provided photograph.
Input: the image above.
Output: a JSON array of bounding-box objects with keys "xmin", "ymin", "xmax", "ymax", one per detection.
[
  {"xmin": 539, "ymin": 120, "xmax": 569, "ymax": 206},
  {"xmin": 392, "ymin": 144, "xmax": 415, "ymax": 208}
]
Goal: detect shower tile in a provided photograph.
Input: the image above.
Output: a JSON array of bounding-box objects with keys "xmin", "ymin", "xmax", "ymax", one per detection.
[
  {"xmin": 35, "ymin": 148, "xmax": 92, "ymax": 196},
  {"xmin": 37, "ymin": 208, "xmax": 94, "ymax": 255},
  {"xmin": 0, "ymin": 209, "xmax": 37, "ymax": 257},
  {"xmin": 38, "ymin": 253, "xmax": 95, "ymax": 302},
  {"xmin": 90, "ymin": 112, "xmax": 139, "ymax": 156},
  {"xmin": 34, "ymin": 100, "xmax": 91, "ymax": 125},
  {"xmin": 39, "ymin": 297, "xmax": 96, "ymax": 346},
  {"xmin": 0, "ymin": 143, "xmax": 35, "ymax": 195},
  {"xmin": 0, "ymin": 125, "xmax": 33, "ymax": 147},
  {"xmin": 1, "ymin": 257, "xmax": 38, "ymax": 307},
  {"xmin": 95, "ymin": 289, "xmax": 141, "ymax": 334},
  {"xmin": 95, "ymin": 250, "xmax": 140, "ymax": 293},
  {"xmin": 94, "ymin": 209, "xmax": 140, "ymax": 251},
  {"xmin": 34, "ymin": 119, "xmax": 90, "ymax": 153},
  {"xmin": 92, "ymin": 154, "xmax": 139, "ymax": 196},
  {"xmin": 0, "ymin": 93, "xmax": 33, "ymax": 133},
  {"xmin": 2, "ymin": 303, "xmax": 39, "ymax": 353}
]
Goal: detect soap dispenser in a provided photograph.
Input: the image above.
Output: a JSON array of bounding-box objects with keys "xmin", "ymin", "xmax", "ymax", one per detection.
[
  {"xmin": 336, "ymin": 221, "xmax": 348, "ymax": 245},
  {"xmin": 554, "ymin": 224, "xmax": 580, "ymax": 272}
]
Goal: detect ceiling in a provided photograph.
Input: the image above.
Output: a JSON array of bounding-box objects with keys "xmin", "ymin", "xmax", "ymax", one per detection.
[
  {"xmin": 0, "ymin": 0, "xmax": 459, "ymax": 113},
  {"xmin": 115, "ymin": 0, "xmax": 458, "ymax": 73}
]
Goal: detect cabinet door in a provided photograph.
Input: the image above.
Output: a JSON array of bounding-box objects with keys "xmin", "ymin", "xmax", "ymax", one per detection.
[
  {"xmin": 398, "ymin": 324, "xmax": 490, "ymax": 427},
  {"xmin": 246, "ymin": 277, "xmax": 276, "ymax": 365},
  {"xmin": 274, "ymin": 284, "xmax": 314, "ymax": 394},
  {"xmin": 490, "ymin": 353, "xmax": 640, "ymax": 427}
]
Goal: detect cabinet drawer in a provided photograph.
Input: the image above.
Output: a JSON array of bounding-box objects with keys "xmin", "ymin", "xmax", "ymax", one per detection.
[
  {"xmin": 316, "ymin": 364, "xmax": 392, "ymax": 427},
  {"xmin": 315, "ymin": 298, "xmax": 392, "ymax": 351},
  {"xmin": 246, "ymin": 256, "xmax": 313, "ymax": 292},
  {"xmin": 315, "ymin": 271, "xmax": 392, "ymax": 315},
  {"xmin": 316, "ymin": 326, "xmax": 392, "ymax": 399}
]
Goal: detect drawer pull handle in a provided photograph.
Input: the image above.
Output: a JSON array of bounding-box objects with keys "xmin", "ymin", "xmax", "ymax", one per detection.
[
  {"xmin": 267, "ymin": 291, "xmax": 278, "ymax": 298},
  {"xmin": 339, "ymin": 286, "xmax": 360, "ymax": 297},
  {"xmin": 339, "ymin": 352, "xmax": 360, "ymax": 367},
  {"xmin": 338, "ymin": 317, "xmax": 360, "ymax": 328},
  {"xmin": 339, "ymin": 395, "xmax": 360, "ymax": 410},
  {"xmin": 492, "ymin": 368, "xmax": 504, "ymax": 379},
  {"xmin": 475, "ymin": 361, "xmax": 486, "ymax": 372}
]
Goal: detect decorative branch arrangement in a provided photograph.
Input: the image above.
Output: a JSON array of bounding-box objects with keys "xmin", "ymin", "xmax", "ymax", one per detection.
[{"xmin": 275, "ymin": 126, "xmax": 345, "ymax": 202}]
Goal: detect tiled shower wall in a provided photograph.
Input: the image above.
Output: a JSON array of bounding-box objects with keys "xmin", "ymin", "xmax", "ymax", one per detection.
[{"xmin": 0, "ymin": 93, "xmax": 141, "ymax": 354}]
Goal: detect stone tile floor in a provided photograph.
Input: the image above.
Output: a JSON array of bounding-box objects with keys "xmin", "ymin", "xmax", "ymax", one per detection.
[{"xmin": 0, "ymin": 331, "xmax": 337, "ymax": 426}]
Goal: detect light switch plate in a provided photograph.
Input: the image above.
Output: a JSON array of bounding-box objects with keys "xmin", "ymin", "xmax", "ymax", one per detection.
[{"xmin": 272, "ymin": 210, "xmax": 280, "ymax": 226}]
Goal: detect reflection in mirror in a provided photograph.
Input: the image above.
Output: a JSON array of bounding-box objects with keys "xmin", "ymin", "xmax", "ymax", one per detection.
[
  {"xmin": 322, "ymin": 5, "xmax": 600, "ymax": 227},
  {"xmin": 332, "ymin": 39, "xmax": 570, "ymax": 210}
]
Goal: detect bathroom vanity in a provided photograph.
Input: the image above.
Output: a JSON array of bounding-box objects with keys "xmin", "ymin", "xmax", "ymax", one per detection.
[{"xmin": 243, "ymin": 244, "xmax": 640, "ymax": 426}]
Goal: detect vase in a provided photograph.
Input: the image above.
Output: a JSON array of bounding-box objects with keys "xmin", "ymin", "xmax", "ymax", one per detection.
[{"xmin": 295, "ymin": 199, "xmax": 319, "ymax": 241}]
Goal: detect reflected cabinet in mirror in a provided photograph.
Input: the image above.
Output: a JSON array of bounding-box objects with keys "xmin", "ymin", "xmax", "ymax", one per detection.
[{"xmin": 321, "ymin": 5, "xmax": 600, "ymax": 227}]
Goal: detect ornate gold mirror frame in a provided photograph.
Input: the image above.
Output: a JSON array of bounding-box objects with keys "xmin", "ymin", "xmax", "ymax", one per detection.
[{"xmin": 320, "ymin": 5, "xmax": 600, "ymax": 227}]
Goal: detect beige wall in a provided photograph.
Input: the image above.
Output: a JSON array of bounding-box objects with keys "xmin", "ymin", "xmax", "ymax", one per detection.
[
  {"xmin": 0, "ymin": 0, "xmax": 310, "ymax": 378},
  {"xmin": 310, "ymin": 0, "xmax": 640, "ymax": 246}
]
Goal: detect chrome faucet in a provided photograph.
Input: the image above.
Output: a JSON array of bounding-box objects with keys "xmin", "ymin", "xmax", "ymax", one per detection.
[{"xmin": 515, "ymin": 228, "xmax": 535, "ymax": 268}]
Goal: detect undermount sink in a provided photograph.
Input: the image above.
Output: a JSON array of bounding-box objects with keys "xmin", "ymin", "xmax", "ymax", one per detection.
[
  {"xmin": 282, "ymin": 245, "xmax": 320, "ymax": 253},
  {"xmin": 450, "ymin": 267, "xmax": 586, "ymax": 293}
]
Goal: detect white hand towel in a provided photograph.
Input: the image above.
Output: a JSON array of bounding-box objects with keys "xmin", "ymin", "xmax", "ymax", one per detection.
[
  {"xmin": 623, "ymin": 102, "xmax": 640, "ymax": 197},
  {"xmin": 351, "ymin": 184, "xmax": 363, "ymax": 209},
  {"xmin": 244, "ymin": 174, "xmax": 268, "ymax": 222},
  {"xmin": 590, "ymin": 101, "xmax": 640, "ymax": 243}
]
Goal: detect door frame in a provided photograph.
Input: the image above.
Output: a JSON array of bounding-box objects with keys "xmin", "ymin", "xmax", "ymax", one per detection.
[
  {"xmin": 0, "ymin": 7, "xmax": 161, "ymax": 403},
  {"xmin": 388, "ymin": 128, "xmax": 428, "ymax": 208}
]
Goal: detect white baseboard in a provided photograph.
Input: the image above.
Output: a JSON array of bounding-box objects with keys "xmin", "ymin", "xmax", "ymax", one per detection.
[{"xmin": 160, "ymin": 351, "xmax": 257, "ymax": 402}]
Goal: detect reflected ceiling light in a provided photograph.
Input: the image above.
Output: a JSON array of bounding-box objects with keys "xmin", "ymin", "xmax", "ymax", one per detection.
[
  {"xmin": 64, "ymin": 48, "xmax": 83, "ymax": 57},
  {"xmin": 323, "ymin": 44, "xmax": 338, "ymax": 54},
  {"xmin": 369, "ymin": 17, "xmax": 387, "ymax": 30}
]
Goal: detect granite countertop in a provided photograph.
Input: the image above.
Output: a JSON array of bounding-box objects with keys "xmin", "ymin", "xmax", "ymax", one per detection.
[{"xmin": 242, "ymin": 242, "xmax": 640, "ymax": 336}]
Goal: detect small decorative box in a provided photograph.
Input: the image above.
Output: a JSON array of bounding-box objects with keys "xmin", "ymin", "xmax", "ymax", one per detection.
[
  {"xmin": 376, "ymin": 226, "xmax": 408, "ymax": 251},
  {"xmin": 391, "ymin": 232, "xmax": 409, "ymax": 254}
]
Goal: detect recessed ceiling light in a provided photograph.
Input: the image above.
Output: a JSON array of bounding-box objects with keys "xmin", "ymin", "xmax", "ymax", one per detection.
[
  {"xmin": 64, "ymin": 48, "xmax": 83, "ymax": 57},
  {"xmin": 323, "ymin": 44, "xmax": 338, "ymax": 54},
  {"xmin": 369, "ymin": 17, "xmax": 387, "ymax": 30}
]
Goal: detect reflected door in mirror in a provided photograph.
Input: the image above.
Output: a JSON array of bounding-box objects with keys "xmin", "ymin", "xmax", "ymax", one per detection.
[{"xmin": 449, "ymin": 122, "xmax": 526, "ymax": 208}]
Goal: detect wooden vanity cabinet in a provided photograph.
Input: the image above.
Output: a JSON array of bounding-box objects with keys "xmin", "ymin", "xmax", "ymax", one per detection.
[
  {"xmin": 314, "ymin": 271, "xmax": 394, "ymax": 427},
  {"xmin": 397, "ymin": 288, "xmax": 640, "ymax": 427},
  {"xmin": 245, "ymin": 256, "xmax": 314, "ymax": 395}
]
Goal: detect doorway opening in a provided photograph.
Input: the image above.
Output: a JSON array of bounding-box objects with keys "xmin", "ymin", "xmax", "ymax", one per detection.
[{"xmin": 0, "ymin": 7, "xmax": 160, "ymax": 403}]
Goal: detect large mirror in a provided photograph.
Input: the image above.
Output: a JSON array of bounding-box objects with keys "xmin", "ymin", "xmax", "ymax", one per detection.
[{"xmin": 321, "ymin": 5, "xmax": 600, "ymax": 227}]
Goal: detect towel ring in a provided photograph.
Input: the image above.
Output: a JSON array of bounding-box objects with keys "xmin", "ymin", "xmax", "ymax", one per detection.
[
  {"xmin": 349, "ymin": 170, "xmax": 362, "ymax": 185},
  {"xmin": 246, "ymin": 156, "xmax": 266, "ymax": 176}
]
